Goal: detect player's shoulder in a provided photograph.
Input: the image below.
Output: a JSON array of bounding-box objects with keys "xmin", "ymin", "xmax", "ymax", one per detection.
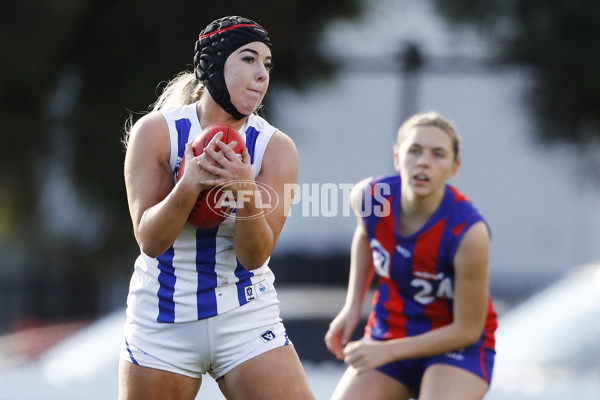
[
  {"xmin": 446, "ymin": 184, "xmax": 481, "ymax": 216},
  {"xmin": 247, "ymin": 113, "xmax": 277, "ymax": 135},
  {"xmin": 126, "ymin": 111, "xmax": 170, "ymax": 155},
  {"xmin": 350, "ymin": 176, "xmax": 386, "ymax": 216},
  {"xmin": 444, "ymin": 184, "xmax": 489, "ymax": 236},
  {"xmin": 158, "ymin": 103, "xmax": 196, "ymax": 121},
  {"xmin": 350, "ymin": 177, "xmax": 373, "ymax": 202},
  {"xmin": 351, "ymin": 174, "xmax": 398, "ymax": 201},
  {"xmin": 447, "ymin": 184, "xmax": 472, "ymax": 203},
  {"xmin": 129, "ymin": 111, "xmax": 167, "ymax": 137},
  {"xmin": 260, "ymin": 128, "xmax": 298, "ymax": 180},
  {"xmin": 264, "ymin": 129, "xmax": 297, "ymax": 160},
  {"xmin": 256, "ymin": 113, "xmax": 296, "ymax": 159}
]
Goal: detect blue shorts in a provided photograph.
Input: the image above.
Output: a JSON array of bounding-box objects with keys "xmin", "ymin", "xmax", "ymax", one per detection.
[{"xmin": 376, "ymin": 343, "xmax": 495, "ymax": 396}]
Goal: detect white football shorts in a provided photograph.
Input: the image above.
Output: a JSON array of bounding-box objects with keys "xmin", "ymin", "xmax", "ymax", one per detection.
[{"xmin": 120, "ymin": 286, "xmax": 292, "ymax": 379}]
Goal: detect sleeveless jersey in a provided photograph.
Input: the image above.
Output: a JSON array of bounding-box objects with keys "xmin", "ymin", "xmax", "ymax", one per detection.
[
  {"xmin": 126, "ymin": 103, "xmax": 277, "ymax": 323},
  {"xmin": 362, "ymin": 174, "xmax": 497, "ymax": 351}
]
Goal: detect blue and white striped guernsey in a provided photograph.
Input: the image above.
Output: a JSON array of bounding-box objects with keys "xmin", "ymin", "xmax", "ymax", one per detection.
[{"xmin": 126, "ymin": 103, "xmax": 277, "ymax": 323}]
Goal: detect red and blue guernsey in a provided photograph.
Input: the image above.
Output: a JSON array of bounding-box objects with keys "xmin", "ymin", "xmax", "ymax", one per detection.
[{"xmin": 362, "ymin": 174, "xmax": 497, "ymax": 351}]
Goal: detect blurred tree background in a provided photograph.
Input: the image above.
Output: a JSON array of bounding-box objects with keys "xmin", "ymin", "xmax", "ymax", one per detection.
[
  {"xmin": 2, "ymin": 0, "xmax": 600, "ymax": 331},
  {"xmin": 431, "ymin": 0, "xmax": 600, "ymax": 148},
  {"xmin": 0, "ymin": 0, "xmax": 362, "ymax": 329}
]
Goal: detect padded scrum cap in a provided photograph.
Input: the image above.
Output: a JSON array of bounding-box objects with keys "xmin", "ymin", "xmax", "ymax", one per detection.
[{"xmin": 193, "ymin": 16, "xmax": 271, "ymax": 120}]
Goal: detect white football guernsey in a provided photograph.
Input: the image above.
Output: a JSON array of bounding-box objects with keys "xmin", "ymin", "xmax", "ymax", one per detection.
[{"xmin": 126, "ymin": 103, "xmax": 277, "ymax": 323}]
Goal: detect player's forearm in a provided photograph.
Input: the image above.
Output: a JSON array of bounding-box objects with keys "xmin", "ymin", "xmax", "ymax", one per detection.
[
  {"xmin": 136, "ymin": 184, "xmax": 200, "ymax": 257},
  {"xmin": 388, "ymin": 322, "xmax": 482, "ymax": 361},
  {"xmin": 344, "ymin": 228, "xmax": 375, "ymax": 311},
  {"xmin": 233, "ymin": 212, "xmax": 275, "ymax": 270}
]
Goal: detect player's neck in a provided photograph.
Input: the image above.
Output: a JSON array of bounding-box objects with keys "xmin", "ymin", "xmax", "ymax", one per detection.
[
  {"xmin": 196, "ymin": 98, "xmax": 248, "ymax": 131},
  {"xmin": 398, "ymin": 191, "xmax": 443, "ymax": 237},
  {"xmin": 400, "ymin": 187, "xmax": 444, "ymax": 219}
]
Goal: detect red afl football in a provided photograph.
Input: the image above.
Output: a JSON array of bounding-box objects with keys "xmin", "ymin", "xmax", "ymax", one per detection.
[{"xmin": 177, "ymin": 123, "xmax": 246, "ymax": 229}]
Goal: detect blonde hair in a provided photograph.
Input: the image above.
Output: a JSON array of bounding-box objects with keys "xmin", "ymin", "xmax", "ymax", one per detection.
[
  {"xmin": 150, "ymin": 71, "xmax": 203, "ymax": 111},
  {"xmin": 395, "ymin": 111, "xmax": 462, "ymax": 161},
  {"xmin": 122, "ymin": 71, "xmax": 203, "ymax": 147}
]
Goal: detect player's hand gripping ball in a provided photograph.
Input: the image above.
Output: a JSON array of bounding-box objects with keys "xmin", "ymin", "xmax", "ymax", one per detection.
[{"xmin": 177, "ymin": 123, "xmax": 246, "ymax": 229}]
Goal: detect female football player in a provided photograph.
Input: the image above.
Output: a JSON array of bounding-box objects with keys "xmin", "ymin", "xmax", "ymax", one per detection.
[
  {"xmin": 325, "ymin": 112, "xmax": 497, "ymax": 400},
  {"xmin": 120, "ymin": 16, "xmax": 314, "ymax": 400}
]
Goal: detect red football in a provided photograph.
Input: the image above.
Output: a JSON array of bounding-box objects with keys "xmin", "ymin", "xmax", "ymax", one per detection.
[{"xmin": 177, "ymin": 123, "xmax": 246, "ymax": 229}]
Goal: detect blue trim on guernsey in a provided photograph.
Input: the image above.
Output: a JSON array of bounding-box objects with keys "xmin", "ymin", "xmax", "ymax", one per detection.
[
  {"xmin": 173, "ymin": 118, "xmax": 192, "ymax": 177},
  {"xmin": 196, "ymin": 227, "xmax": 220, "ymax": 319},
  {"xmin": 244, "ymin": 126, "xmax": 260, "ymax": 163},
  {"xmin": 374, "ymin": 281, "xmax": 392, "ymax": 338},
  {"xmin": 235, "ymin": 259, "xmax": 254, "ymax": 306},
  {"xmin": 157, "ymin": 248, "xmax": 177, "ymax": 322},
  {"xmin": 156, "ymin": 118, "xmax": 191, "ymax": 323}
]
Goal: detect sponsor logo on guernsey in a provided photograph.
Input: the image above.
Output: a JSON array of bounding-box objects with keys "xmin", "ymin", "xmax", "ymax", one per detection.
[
  {"xmin": 260, "ymin": 329, "xmax": 276, "ymax": 342},
  {"xmin": 244, "ymin": 279, "xmax": 270, "ymax": 302},
  {"xmin": 395, "ymin": 244, "xmax": 412, "ymax": 258},
  {"xmin": 256, "ymin": 280, "xmax": 267, "ymax": 294},
  {"xmin": 413, "ymin": 271, "xmax": 445, "ymax": 280}
]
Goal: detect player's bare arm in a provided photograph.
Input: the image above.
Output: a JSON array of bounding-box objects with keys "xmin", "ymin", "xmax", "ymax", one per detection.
[
  {"xmin": 232, "ymin": 130, "xmax": 298, "ymax": 270},
  {"xmin": 325, "ymin": 178, "xmax": 375, "ymax": 360},
  {"xmin": 125, "ymin": 113, "xmax": 230, "ymax": 257}
]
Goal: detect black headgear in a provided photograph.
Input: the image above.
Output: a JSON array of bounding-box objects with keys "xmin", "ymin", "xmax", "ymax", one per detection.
[{"xmin": 193, "ymin": 16, "xmax": 272, "ymax": 120}]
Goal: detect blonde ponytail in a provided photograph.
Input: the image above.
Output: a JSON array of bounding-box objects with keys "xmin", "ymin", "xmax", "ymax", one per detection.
[
  {"xmin": 123, "ymin": 71, "xmax": 204, "ymax": 147},
  {"xmin": 151, "ymin": 71, "xmax": 203, "ymax": 111}
]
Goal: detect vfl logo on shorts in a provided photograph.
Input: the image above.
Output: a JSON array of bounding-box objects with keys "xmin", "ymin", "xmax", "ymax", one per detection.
[{"xmin": 260, "ymin": 329, "xmax": 276, "ymax": 343}]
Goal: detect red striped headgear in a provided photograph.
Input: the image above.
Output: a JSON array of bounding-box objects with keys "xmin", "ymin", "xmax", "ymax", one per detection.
[{"xmin": 193, "ymin": 16, "xmax": 272, "ymax": 120}]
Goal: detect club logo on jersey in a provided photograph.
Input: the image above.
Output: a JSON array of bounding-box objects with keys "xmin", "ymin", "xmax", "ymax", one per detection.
[
  {"xmin": 371, "ymin": 239, "xmax": 390, "ymax": 279},
  {"xmin": 260, "ymin": 329, "xmax": 276, "ymax": 342},
  {"xmin": 245, "ymin": 286, "xmax": 255, "ymax": 301}
]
